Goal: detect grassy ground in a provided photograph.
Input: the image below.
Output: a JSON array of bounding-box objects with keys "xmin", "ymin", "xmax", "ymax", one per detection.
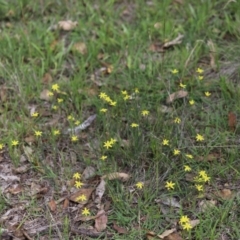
[{"xmin": 1, "ymin": 0, "xmax": 240, "ymax": 239}]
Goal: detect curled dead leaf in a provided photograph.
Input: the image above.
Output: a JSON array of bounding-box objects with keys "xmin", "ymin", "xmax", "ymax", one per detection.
[
  {"xmin": 42, "ymin": 72, "xmax": 52, "ymax": 84},
  {"xmin": 102, "ymin": 172, "xmax": 130, "ymax": 181},
  {"xmin": 157, "ymin": 228, "xmax": 176, "ymax": 239},
  {"xmin": 166, "ymin": 90, "xmax": 188, "ymax": 104},
  {"xmin": 215, "ymin": 189, "xmax": 234, "ymax": 200},
  {"xmin": 163, "ymin": 34, "xmax": 184, "ymax": 49},
  {"xmin": 63, "ymin": 198, "xmax": 69, "ymax": 209},
  {"xmin": 95, "ymin": 210, "xmax": 108, "ymax": 232},
  {"xmin": 95, "ymin": 179, "xmax": 106, "ymax": 204},
  {"xmin": 48, "ymin": 199, "xmax": 56, "ymax": 212},
  {"xmin": 58, "ymin": 20, "xmax": 78, "ymax": 31},
  {"xmin": 189, "ymin": 219, "xmax": 200, "ymax": 228},
  {"xmin": 113, "ymin": 221, "xmax": 128, "ymax": 234},
  {"xmin": 72, "ymin": 42, "xmax": 87, "ymax": 55},
  {"xmin": 199, "ymin": 200, "xmax": 217, "ymax": 212},
  {"xmin": 69, "ymin": 188, "xmax": 94, "ymax": 204},
  {"xmin": 228, "ymin": 112, "xmax": 236, "ymax": 132},
  {"xmin": 40, "ymin": 89, "xmax": 52, "ymax": 101}
]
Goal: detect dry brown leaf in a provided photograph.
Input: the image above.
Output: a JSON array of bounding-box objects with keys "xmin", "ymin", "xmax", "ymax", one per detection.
[
  {"xmin": 24, "ymin": 135, "xmax": 35, "ymax": 144},
  {"xmin": 163, "ymin": 34, "xmax": 184, "ymax": 49},
  {"xmin": 112, "ymin": 221, "xmax": 128, "ymax": 234},
  {"xmin": 13, "ymin": 165, "xmax": 29, "ymax": 174},
  {"xmin": 95, "ymin": 210, "xmax": 108, "ymax": 232},
  {"xmin": 75, "ymin": 215, "xmax": 96, "ymax": 222},
  {"xmin": 149, "ymin": 42, "xmax": 163, "ymax": 52},
  {"xmin": 0, "ymin": 85, "xmax": 7, "ymax": 102},
  {"xmin": 42, "ymin": 72, "xmax": 53, "ymax": 84},
  {"xmin": 0, "ymin": 174, "xmax": 20, "ymax": 182},
  {"xmin": 158, "ymin": 228, "xmax": 176, "ymax": 239},
  {"xmin": 102, "ymin": 172, "xmax": 130, "ymax": 181},
  {"xmin": 7, "ymin": 184, "xmax": 23, "ymax": 195},
  {"xmin": 40, "ymin": 89, "xmax": 52, "ymax": 101},
  {"xmin": 207, "ymin": 39, "xmax": 217, "ymax": 71},
  {"xmin": 58, "ymin": 20, "xmax": 78, "ymax": 31},
  {"xmin": 196, "ymin": 152, "xmax": 221, "ymax": 162},
  {"xmin": 82, "ymin": 166, "xmax": 96, "ymax": 180},
  {"xmin": 189, "ymin": 219, "xmax": 200, "ymax": 228},
  {"xmin": 166, "ymin": 90, "xmax": 188, "ymax": 104},
  {"xmin": 228, "ymin": 112, "xmax": 236, "ymax": 132},
  {"xmin": 163, "ymin": 232, "xmax": 183, "ymax": 240},
  {"xmin": 63, "ymin": 198, "xmax": 69, "ymax": 209},
  {"xmin": 199, "ymin": 200, "xmax": 217, "ymax": 212},
  {"xmin": 94, "ymin": 179, "xmax": 106, "ymax": 204},
  {"xmin": 69, "ymin": 188, "xmax": 94, "ymax": 204},
  {"xmin": 72, "ymin": 42, "xmax": 87, "ymax": 55},
  {"xmin": 215, "ymin": 189, "xmax": 234, "ymax": 200},
  {"xmin": 48, "ymin": 199, "xmax": 56, "ymax": 212}
]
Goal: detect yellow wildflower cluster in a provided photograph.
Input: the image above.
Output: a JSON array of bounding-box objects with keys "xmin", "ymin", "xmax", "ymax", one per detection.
[
  {"xmin": 103, "ymin": 138, "xmax": 117, "ymax": 149},
  {"xmin": 73, "ymin": 172, "xmax": 84, "ymax": 189},
  {"xmin": 121, "ymin": 90, "xmax": 131, "ymax": 101},
  {"xmin": 179, "ymin": 215, "xmax": 192, "ymax": 231},
  {"xmin": 99, "ymin": 92, "xmax": 117, "ymax": 106}
]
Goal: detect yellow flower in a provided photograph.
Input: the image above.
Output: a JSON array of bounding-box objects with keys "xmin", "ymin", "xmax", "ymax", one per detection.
[
  {"xmin": 103, "ymin": 141, "xmax": 113, "ymax": 149},
  {"xmin": 121, "ymin": 90, "xmax": 128, "ymax": 95},
  {"xmin": 205, "ymin": 92, "xmax": 211, "ymax": 97},
  {"xmin": 34, "ymin": 130, "xmax": 42, "ymax": 137},
  {"xmin": 179, "ymin": 83, "xmax": 186, "ymax": 88},
  {"xmin": 179, "ymin": 215, "xmax": 190, "ymax": 225},
  {"xmin": 174, "ymin": 117, "xmax": 181, "ymax": 124},
  {"xmin": 123, "ymin": 95, "xmax": 130, "ymax": 101},
  {"xmin": 189, "ymin": 100, "xmax": 195, "ymax": 105},
  {"xmin": 165, "ymin": 181, "xmax": 175, "ymax": 190},
  {"xmin": 109, "ymin": 101, "xmax": 117, "ymax": 106},
  {"xmin": 131, "ymin": 123, "xmax": 139, "ymax": 128},
  {"xmin": 185, "ymin": 154, "xmax": 193, "ymax": 159},
  {"xmin": 136, "ymin": 182, "xmax": 144, "ymax": 189},
  {"xmin": 184, "ymin": 165, "xmax": 191, "ymax": 172},
  {"xmin": 53, "ymin": 129, "xmax": 60, "ymax": 135},
  {"xmin": 71, "ymin": 135, "xmax": 78, "ymax": 142},
  {"xmin": 173, "ymin": 149, "xmax": 180, "ymax": 155},
  {"xmin": 198, "ymin": 75, "xmax": 204, "ymax": 80},
  {"xmin": 48, "ymin": 91, "xmax": 54, "ymax": 96},
  {"xmin": 162, "ymin": 139, "xmax": 169, "ymax": 146},
  {"xmin": 75, "ymin": 181, "xmax": 83, "ymax": 188},
  {"xmin": 67, "ymin": 115, "xmax": 74, "ymax": 121},
  {"xmin": 109, "ymin": 138, "xmax": 117, "ymax": 144},
  {"xmin": 196, "ymin": 134, "xmax": 204, "ymax": 141},
  {"xmin": 182, "ymin": 222, "xmax": 192, "ymax": 231},
  {"xmin": 11, "ymin": 140, "xmax": 19, "ymax": 146},
  {"xmin": 0, "ymin": 143, "xmax": 4, "ymax": 150},
  {"xmin": 198, "ymin": 170, "xmax": 207, "ymax": 177},
  {"xmin": 82, "ymin": 207, "xmax": 90, "ymax": 216},
  {"xmin": 196, "ymin": 68, "xmax": 204, "ymax": 74},
  {"xmin": 52, "ymin": 105, "xmax": 58, "ymax": 110},
  {"xmin": 31, "ymin": 112, "xmax": 39, "ymax": 117},
  {"xmin": 100, "ymin": 108, "xmax": 108, "ymax": 113},
  {"xmin": 74, "ymin": 120, "xmax": 80, "ymax": 125},
  {"xmin": 202, "ymin": 175, "xmax": 211, "ymax": 182},
  {"xmin": 99, "ymin": 92, "xmax": 108, "ymax": 99},
  {"xmin": 51, "ymin": 83, "xmax": 60, "ymax": 91},
  {"xmin": 195, "ymin": 184, "xmax": 204, "ymax": 192},
  {"xmin": 135, "ymin": 88, "xmax": 139, "ymax": 93},
  {"xmin": 171, "ymin": 69, "xmax": 179, "ymax": 74},
  {"xmin": 141, "ymin": 110, "xmax": 149, "ymax": 116},
  {"xmin": 57, "ymin": 98, "xmax": 63, "ymax": 103},
  {"xmin": 105, "ymin": 96, "xmax": 112, "ymax": 103},
  {"xmin": 100, "ymin": 155, "xmax": 107, "ymax": 160},
  {"xmin": 76, "ymin": 194, "xmax": 87, "ymax": 202},
  {"xmin": 73, "ymin": 172, "xmax": 81, "ymax": 180}
]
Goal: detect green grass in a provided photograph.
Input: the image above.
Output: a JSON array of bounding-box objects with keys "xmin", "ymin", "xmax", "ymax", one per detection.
[{"xmin": 0, "ymin": 0, "xmax": 240, "ymax": 239}]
